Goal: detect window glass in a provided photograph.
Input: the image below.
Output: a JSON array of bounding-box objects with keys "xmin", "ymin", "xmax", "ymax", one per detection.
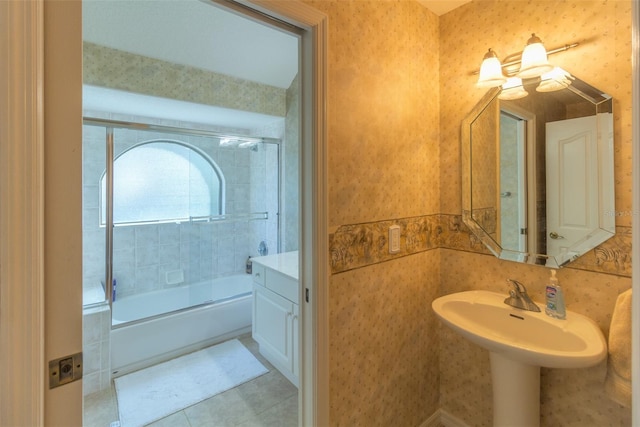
[{"xmin": 101, "ymin": 140, "xmax": 223, "ymax": 224}]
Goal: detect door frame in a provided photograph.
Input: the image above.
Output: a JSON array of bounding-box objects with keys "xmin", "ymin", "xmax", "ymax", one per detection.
[{"xmin": 0, "ymin": 0, "xmax": 329, "ymax": 426}]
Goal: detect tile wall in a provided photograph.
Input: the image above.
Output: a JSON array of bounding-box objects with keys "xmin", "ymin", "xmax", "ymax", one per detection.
[
  {"xmin": 81, "ymin": 41, "xmax": 300, "ymax": 396},
  {"xmin": 81, "ymin": 43, "xmax": 300, "ymax": 302},
  {"xmin": 82, "ymin": 120, "xmax": 281, "ymax": 301},
  {"xmin": 82, "ymin": 305, "xmax": 111, "ymax": 396}
]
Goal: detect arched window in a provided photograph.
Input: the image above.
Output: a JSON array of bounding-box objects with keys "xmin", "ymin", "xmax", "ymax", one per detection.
[{"xmin": 100, "ymin": 140, "xmax": 224, "ymax": 225}]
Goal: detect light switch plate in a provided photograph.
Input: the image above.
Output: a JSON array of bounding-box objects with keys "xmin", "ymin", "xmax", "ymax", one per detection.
[{"xmin": 389, "ymin": 225, "xmax": 401, "ymax": 254}]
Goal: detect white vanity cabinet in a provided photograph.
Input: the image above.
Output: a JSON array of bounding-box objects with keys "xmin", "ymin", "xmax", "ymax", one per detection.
[{"xmin": 251, "ymin": 252, "xmax": 299, "ymax": 387}]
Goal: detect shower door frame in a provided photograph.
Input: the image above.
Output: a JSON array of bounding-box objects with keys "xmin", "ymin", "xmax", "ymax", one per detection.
[{"xmin": 83, "ymin": 117, "xmax": 283, "ymax": 314}]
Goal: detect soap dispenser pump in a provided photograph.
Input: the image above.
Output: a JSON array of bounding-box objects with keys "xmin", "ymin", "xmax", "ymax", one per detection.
[{"xmin": 545, "ymin": 270, "xmax": 566, "ymax": 319}]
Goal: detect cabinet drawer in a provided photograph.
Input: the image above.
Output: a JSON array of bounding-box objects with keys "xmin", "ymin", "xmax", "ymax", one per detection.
[
  {"xmin": 265, "ymin": 269, "xmax": 298, "ymax": 304},
  {"xmin": 252, "ymin": 263, "xmax": 265, "ymax": 286}
]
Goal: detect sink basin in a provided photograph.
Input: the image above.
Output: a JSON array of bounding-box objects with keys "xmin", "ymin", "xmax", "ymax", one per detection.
[
  {"xmin": 432, "ymin": 290, "xmax": 606, "ymax": 368},
  {"xmin": 433, "ymin": 290, "xmax": 607, "ymax": 426}
]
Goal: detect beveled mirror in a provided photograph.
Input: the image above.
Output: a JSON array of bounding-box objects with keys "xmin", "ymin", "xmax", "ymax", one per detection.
[{"xmin": 462, "ymin": 70, "xmax": 615, "ymax": 268}]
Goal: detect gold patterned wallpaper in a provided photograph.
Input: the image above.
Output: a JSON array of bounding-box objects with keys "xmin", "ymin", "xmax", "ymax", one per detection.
[
  {"xmin": 315, "ymin": 0, "xmax": 632, "ymax": 425},
  {"xmin": 303, "ymin": 0, "xmax": 442, "ymax": 425},
  {"xmin": 439, "ymin": 0, "xmax": 632, "ymax": 425}
]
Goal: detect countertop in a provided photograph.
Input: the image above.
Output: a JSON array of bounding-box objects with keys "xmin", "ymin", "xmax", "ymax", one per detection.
[{"xmin": 251, "ymin": 251, "xmax": 298, "ymax": 281}]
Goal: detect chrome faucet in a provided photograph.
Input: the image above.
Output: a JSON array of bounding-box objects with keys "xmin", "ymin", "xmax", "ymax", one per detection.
[{"xmin": 504, "ymin": 279, "xmax": 541, "ymax": 312}]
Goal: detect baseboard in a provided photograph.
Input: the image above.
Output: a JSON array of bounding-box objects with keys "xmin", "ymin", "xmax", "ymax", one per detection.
[{"xmin": 419, "ymin": 409, "xmax": 469, "ymax": 427}]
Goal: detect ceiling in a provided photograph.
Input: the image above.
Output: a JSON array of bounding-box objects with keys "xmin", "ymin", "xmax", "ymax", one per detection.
[
  {"xmin": 83, "ymin": 0, "xmax": 470, "ymax": 89},
  {"xmin": 82, "ymin": 0, "xmax": 469, "ymax": 128},
  {"xmin": 82, "ymin": 0, "xmax": 299, "ymax": 89},
  {"xmin": 418, "ymin": 0, "xmax": 471, "ymax": 16},
  {"xmin": 83, "ymin": 0, "xmax": 299, "ymax": 128}
]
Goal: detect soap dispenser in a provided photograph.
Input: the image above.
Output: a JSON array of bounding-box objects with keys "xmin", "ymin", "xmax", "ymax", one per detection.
[{"xmin": 545, "ymin": 270, "xmax": 566, "ymax": 319}]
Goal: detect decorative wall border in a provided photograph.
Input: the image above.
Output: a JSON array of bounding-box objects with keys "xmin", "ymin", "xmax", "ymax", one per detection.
[{"xmin": 329, "ymin": 214, "xmax": 632, "ymax": 277}]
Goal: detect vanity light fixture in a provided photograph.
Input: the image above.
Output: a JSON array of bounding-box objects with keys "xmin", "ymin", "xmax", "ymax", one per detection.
[
  {"xmin": 477, "ymin": 48, "xmax": 508, "ymax": 88},
  {"xmin": 475, "ymin": 34, "xmax": 578, "ymax": 88}
]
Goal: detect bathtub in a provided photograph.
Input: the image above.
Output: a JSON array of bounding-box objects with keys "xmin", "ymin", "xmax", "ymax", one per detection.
[{"xmin": 110, "ymin": 274, "xmax": 253, "ymax": 376}]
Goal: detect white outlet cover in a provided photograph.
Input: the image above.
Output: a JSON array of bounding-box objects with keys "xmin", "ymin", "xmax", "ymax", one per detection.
[{"xmin": 389, "ymin": 225, "xmax": 401, "ymax": 254}]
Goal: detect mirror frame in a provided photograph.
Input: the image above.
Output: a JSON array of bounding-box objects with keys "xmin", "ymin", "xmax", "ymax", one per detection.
[{"xmin": 461, "ymin": 77, "xmax": 615, "ymax": 268}]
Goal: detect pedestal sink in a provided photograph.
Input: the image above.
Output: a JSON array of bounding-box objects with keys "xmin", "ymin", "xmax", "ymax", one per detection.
[{"xmin": 432, "ymin": 290, "xmax": 607, "ymax": 427}]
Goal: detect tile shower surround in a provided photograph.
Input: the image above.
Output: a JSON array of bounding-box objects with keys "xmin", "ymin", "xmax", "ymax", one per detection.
[
  {"xmin": 82, "ymin": 40, "xmax": 300, "ymax": 396},
  {"xmin": 82, "ymin": 123, "xmax": 280, "ymax": 300}
]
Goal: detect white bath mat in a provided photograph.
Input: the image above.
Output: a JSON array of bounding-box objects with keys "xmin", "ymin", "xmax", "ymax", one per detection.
[{"xmin": 114, "ymin": 339, "xmax": 268, "ymax": 427}]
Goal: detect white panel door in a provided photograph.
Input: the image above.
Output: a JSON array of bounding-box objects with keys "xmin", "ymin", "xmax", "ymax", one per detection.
[{"xmin": 546, "ymin": 116, "xmax": 598, "ymax": 259}]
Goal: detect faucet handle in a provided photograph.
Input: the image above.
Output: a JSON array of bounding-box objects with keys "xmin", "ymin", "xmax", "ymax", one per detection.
[{"xmin": 506, "ymin": 278, "xmax": 526, "ymax": 294}]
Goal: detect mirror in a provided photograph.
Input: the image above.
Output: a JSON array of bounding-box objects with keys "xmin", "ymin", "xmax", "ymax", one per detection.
[{"xmin": 462, "ymin": 70, "xmax": 615, "ymax": 268}]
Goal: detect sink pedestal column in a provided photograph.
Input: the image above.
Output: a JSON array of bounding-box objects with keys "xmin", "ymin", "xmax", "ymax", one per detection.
[{"xmin": 490, "ymin": 352, "xmax": 540, "ymax": 427}]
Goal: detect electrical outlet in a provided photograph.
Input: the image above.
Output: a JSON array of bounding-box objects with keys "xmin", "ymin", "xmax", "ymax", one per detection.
[{"xmin": 49, "ymin": 352, "xmax": 83, "ymax": 389}]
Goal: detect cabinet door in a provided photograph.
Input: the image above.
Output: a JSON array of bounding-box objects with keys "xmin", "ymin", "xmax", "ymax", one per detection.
[{"xmin": 253, "ymin": 285, "xmax": 293, "ymax": 370}]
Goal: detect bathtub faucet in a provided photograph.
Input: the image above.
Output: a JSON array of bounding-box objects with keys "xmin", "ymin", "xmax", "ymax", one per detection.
[
  {"xmin": 504, "ymin": 279, "xmax": 540, "ymax": 312},
  {"xmin": 258, "ymin": 241, "xmax": 268, "ymax": 256}
]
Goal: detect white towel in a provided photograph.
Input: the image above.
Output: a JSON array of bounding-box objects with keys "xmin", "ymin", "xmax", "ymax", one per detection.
[{"xmin": 604, "ymin": 288, "xmax": 632, "ymax": 407}]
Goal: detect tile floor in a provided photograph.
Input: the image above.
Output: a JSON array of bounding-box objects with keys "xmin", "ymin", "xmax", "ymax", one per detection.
[{"xmin": 83, "ymin": 334, "xmax": 298, "ymax": 427}]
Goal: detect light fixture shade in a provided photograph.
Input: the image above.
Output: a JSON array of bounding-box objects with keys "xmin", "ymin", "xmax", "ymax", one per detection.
[
  {"xmin": 517, "ymin": 34, "xmax": 554, "ymax": 79},
  {"xmin": 537, "ymin": 67, "xmax": 574, "ymax": 92},
  {"xmin": 477, "ymin": 49, "xmax": 507, "ymax": 88},
  {"xmin": 498, "ymin": 77, "xmax": 528, "ymax": 100}
]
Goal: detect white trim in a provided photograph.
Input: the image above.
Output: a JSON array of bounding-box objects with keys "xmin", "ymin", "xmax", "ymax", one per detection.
[
  {"xmin": 240, "ymin": 1, "xmax": 329, "ymax": 425},
  {"xmin": 0, "ymin": 0, "xmax": 45, "ymax": 425},
  {"xmin": 631, "ymin": 1, "xmax": 640, "ymax": 424}
]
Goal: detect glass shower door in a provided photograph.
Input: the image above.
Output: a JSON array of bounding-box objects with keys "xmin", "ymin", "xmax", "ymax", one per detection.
[
  {"xmin": 82, "ymin": 124, "xmax": 109, "ymax": 307},
  {"xmin": 90, "ymin": 124, "xmax": 280, "ymax": 326}
]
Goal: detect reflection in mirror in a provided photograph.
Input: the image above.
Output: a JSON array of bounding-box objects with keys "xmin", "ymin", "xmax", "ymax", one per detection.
[{"xmin": 462, "ymin": 70, "xmax": 615, "ymax": 268}]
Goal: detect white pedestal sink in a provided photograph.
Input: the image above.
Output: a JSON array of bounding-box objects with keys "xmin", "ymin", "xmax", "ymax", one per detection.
[{"xmin": 432, "ymin": 290, "xmax": 607, "ymax": 427}]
